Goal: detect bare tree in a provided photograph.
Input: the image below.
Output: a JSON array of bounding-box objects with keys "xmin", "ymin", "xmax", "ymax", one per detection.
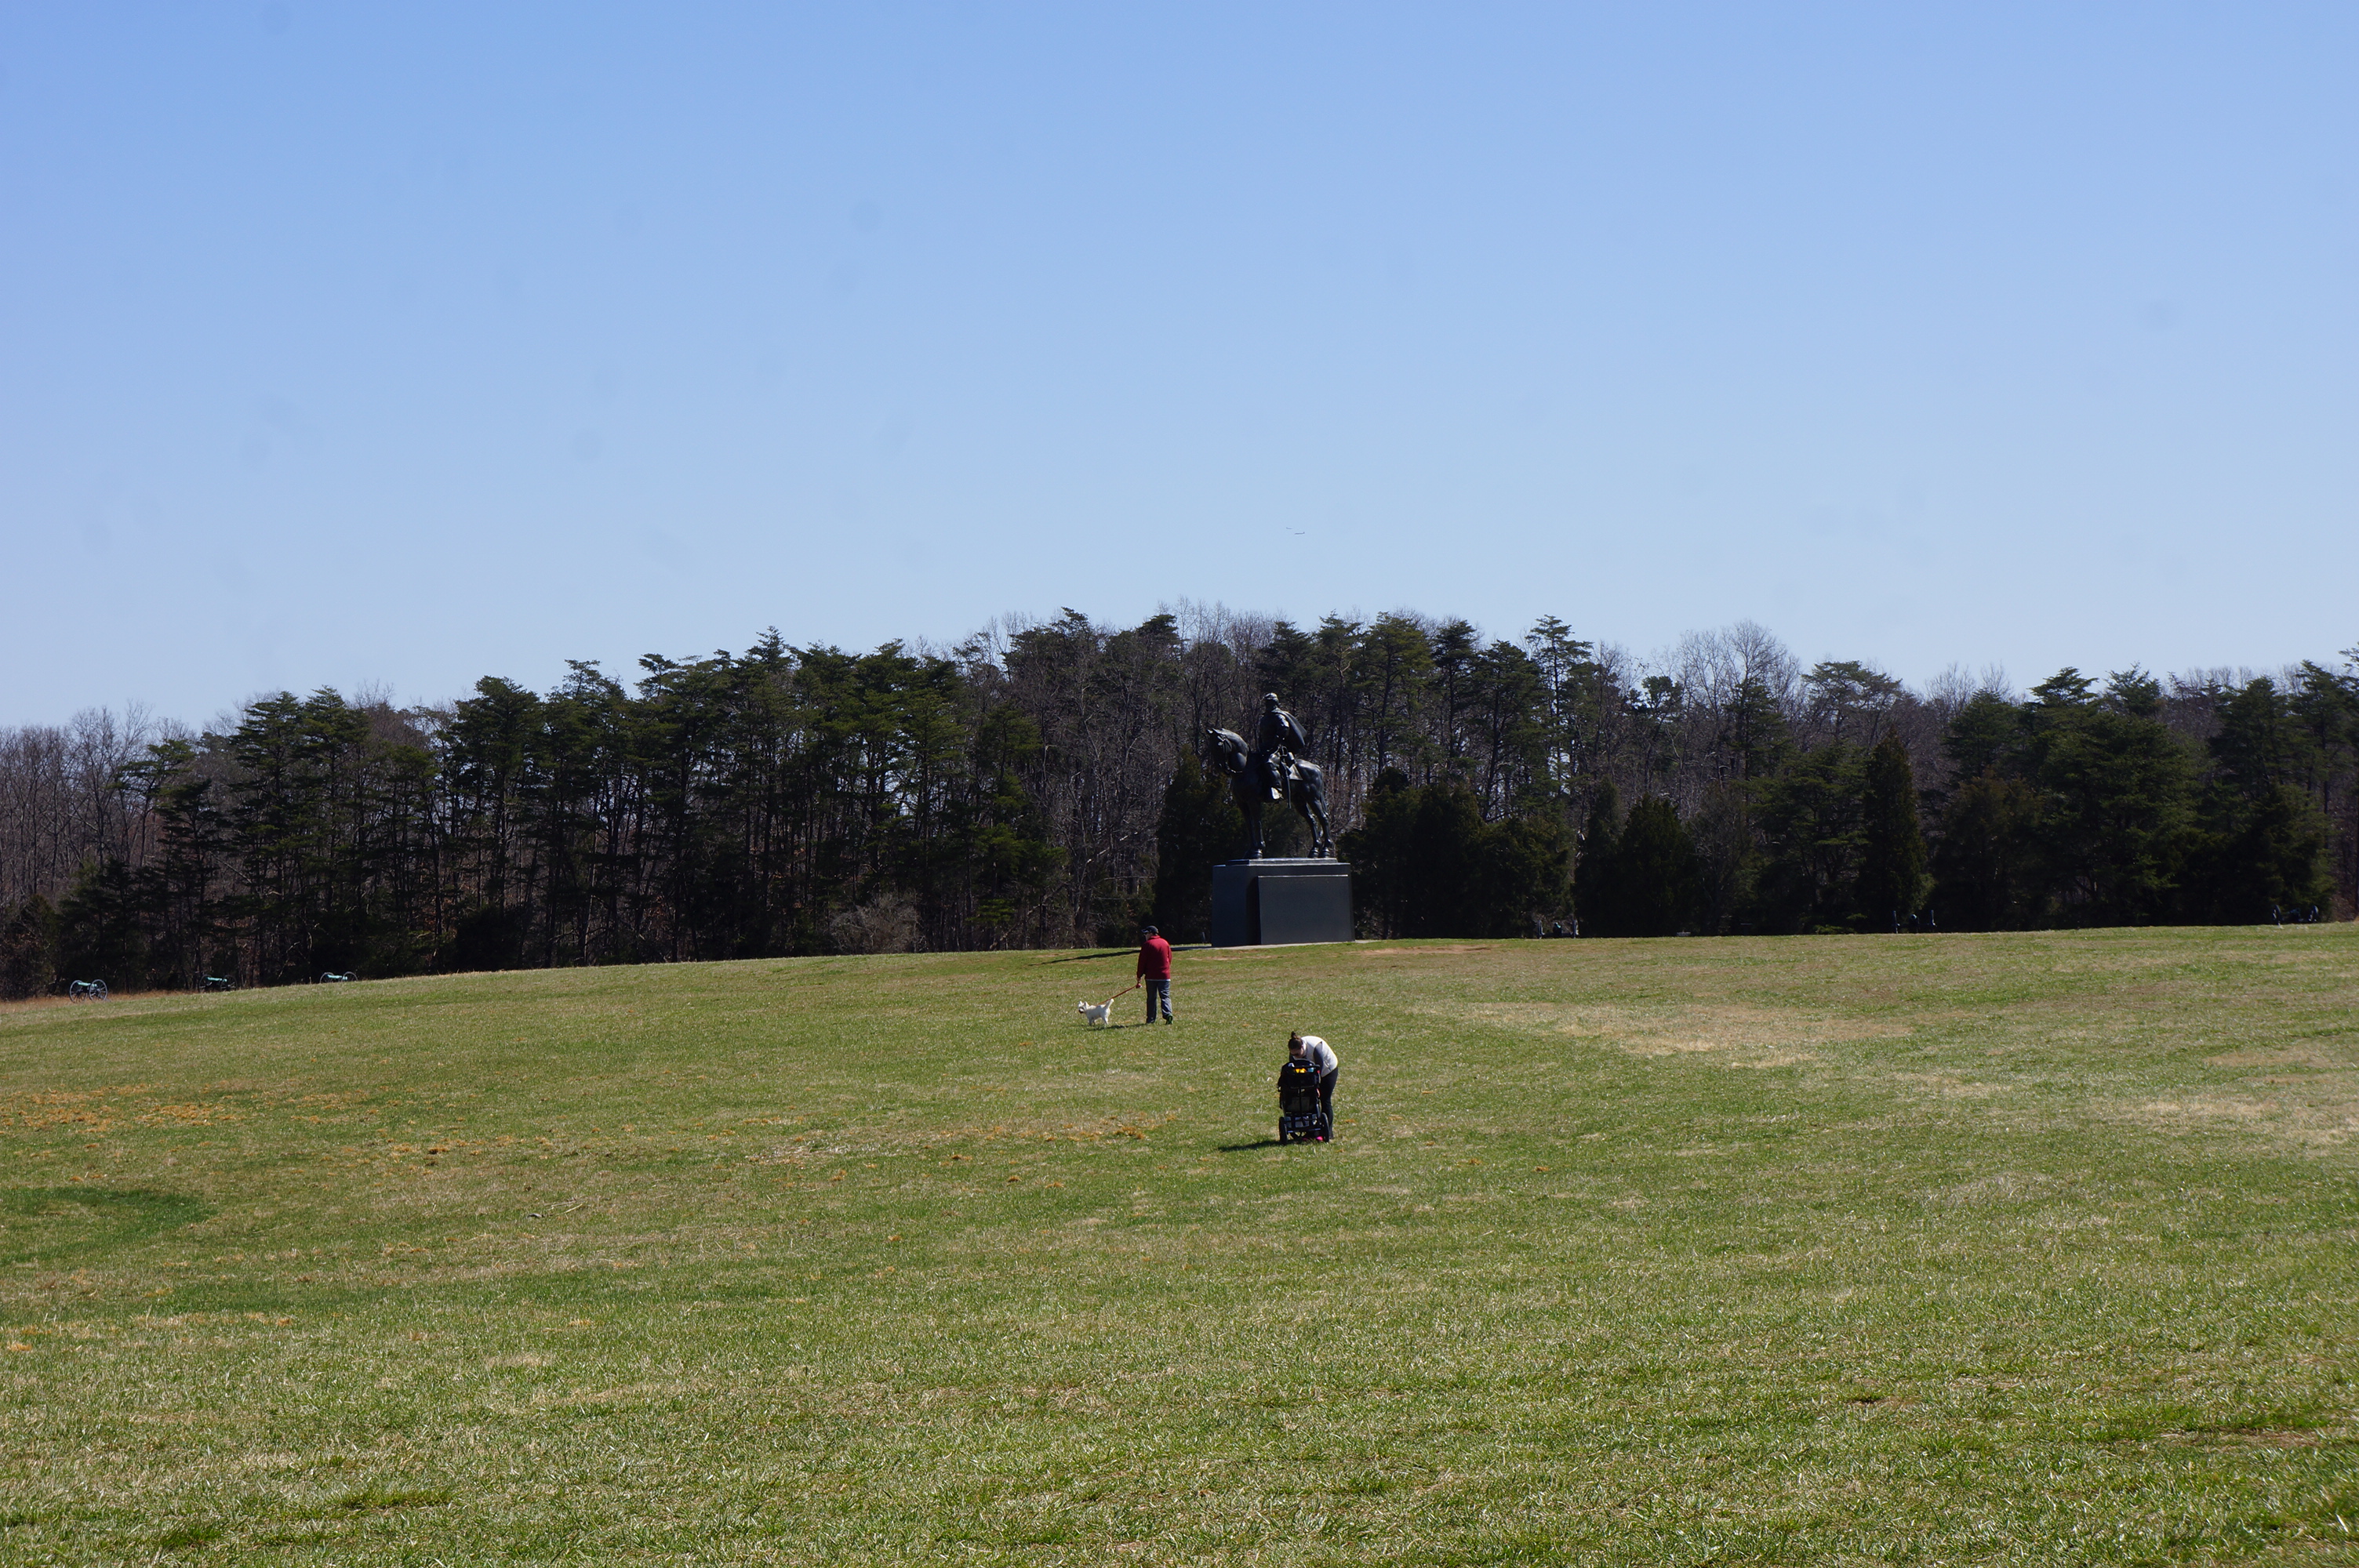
[{"xmin": 0, "ymin": 706, "xmax": 169, "ymax": 909}]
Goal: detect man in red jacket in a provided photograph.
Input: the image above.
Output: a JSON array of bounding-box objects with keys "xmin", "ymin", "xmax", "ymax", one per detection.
[{"xmin": 1137, "ymin": 925, "xmax": 1174, "ymax": 1024}]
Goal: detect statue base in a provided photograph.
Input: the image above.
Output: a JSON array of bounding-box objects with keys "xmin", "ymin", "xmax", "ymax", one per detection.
[{"xmin": 1211, "ymin": 859, "xmax": 1354, "ymax": 947}]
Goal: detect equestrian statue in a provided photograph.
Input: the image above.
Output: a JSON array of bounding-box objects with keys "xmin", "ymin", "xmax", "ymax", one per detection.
[{"xmin": 1205, "ymin": 694, "xmax": 1334, "ymax": 858}]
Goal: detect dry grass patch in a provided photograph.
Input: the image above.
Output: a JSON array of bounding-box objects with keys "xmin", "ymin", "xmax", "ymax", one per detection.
[
  {"xmin": 1450, "ymin": 999, "xmax": 1902, "ymax": 1062},
  {"xmin": 2106, "ymin": 1088, "xmax": 2359, "ymax": 1150}
]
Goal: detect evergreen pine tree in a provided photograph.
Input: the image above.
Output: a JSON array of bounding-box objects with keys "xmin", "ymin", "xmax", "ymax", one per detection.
[
  {"xmin": 1572, "ymin": 780, "xmax": 1621, "ymax": 935},
  {"xmin": 2021, "ymin": 669, "xmax": 2195, "ymax": 925},
  {"xmin": 1750, "ymin": 742, "xmax": 1865, "ymax": 932},
  {"xmin": 1612, "ymin": 797, "xmax": 1699, "ymax": 937},
  {"xmin": 1475, "ymin": 809, "xmax": 1572, "ymax": 938},
  {"xmin": 1932, "ymin": 771, "xmax": 2044, "ymax": 929},
  {"xmin": 1338, "ymin": 768, "xmax": 1416, "ymax": 938},
  {"xmin": 1854, "ymin": 733, "xmax": 1929, "ymax": 927},
  {"xmin": 1404, "ymin": 782, "xmax": 1487, "ymax": 936},
  {"xmin": 56, "ymin": 858, "xmax": 151, "ymax": 992},
  {"xmin": 1149, "ymin": 753, "xmax": 1244, "ymax": 942},
  {"xmin": 2178, "ymin": 678, "xmax": 2331, "ymax": 920}
]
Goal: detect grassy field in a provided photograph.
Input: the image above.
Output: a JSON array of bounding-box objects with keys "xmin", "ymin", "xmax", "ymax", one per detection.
[{"xmin": 0, "ymin": 925, "xmax": 2353, "ymax": 1564}]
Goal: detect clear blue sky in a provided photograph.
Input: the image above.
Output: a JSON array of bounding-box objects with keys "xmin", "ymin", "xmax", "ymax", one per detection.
[{"xmin": 4, "ymin": 4, "xmax": 2353, "ymax": 725}]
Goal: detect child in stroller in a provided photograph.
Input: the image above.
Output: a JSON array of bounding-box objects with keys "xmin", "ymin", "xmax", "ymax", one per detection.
[{"xmin": 1277, "ymin": 1054, "xmax": 1330, "ymax": 1143}]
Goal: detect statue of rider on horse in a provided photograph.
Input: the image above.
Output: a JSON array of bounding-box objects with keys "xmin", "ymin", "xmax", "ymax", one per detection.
[{"xmin": 1205, "ymin": 694, "xmax": 1334, "ymax": 859}]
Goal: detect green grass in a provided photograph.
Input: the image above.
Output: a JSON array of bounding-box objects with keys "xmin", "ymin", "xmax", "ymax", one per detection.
[{"xmin": 1, "ymin": 925, "xmax": 2354, "ymax": 1564}]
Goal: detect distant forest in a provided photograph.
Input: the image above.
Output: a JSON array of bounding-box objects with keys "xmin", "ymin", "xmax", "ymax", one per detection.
[{"xmin": 2, "ymin": 606, "xmax": 2353, "ymax": 995}]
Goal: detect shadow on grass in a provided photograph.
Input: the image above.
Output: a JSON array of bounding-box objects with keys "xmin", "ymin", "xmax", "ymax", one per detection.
[
  {"xmin": 0, "ymin": 1187, "xmax": 213, "ymax": 1267},
  {"xmin": 315, "ymin": 1484, "xmax": 453, "ymax": 1516},
  {"xmin": 151, "ymin": 1522, "xmax": 221, "ymax": 1550}
]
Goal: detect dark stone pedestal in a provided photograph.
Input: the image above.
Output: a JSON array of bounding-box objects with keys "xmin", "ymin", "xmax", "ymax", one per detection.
[{"xmin": 1211, "ymin": 859, "xmax": 1354, "ymax": 947}]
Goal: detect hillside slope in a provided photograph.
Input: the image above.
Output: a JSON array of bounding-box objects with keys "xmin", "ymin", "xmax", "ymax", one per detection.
[{"xmin": 2, "ymin": 927, "xmax": 2353, "ymax": 1563}]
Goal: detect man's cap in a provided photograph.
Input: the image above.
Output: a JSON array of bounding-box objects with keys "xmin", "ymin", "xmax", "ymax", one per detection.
[{"xmin": 1141, "ymin": 925, "xmax": 1158, "ymax": 936}]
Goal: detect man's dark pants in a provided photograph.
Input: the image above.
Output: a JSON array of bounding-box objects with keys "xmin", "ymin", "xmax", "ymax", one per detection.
[
  {"xmin": 1145, "ymin": 978, "xmax": 1172, "ymax": 1022},
  {"xmin": 1317, "ymin": 1068, "xmax": 1337, "ymax": 1126}
]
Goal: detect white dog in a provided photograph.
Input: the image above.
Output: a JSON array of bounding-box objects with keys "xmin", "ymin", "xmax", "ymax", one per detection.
[{"xmin": 1078, "ymin": 997, "xmax": 1114, "ymax": 1027}]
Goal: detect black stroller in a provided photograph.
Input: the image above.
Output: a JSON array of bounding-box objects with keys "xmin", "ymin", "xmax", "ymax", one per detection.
[{"xmin": 1277, "ymin": 1058, "xmax": 1330, "ymax": 1144}]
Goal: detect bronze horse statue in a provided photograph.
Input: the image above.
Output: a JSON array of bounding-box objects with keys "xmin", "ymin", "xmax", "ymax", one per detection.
[{"xmin": 1204, "ymin": 728, "xmax": 1334, "ymax": 858}]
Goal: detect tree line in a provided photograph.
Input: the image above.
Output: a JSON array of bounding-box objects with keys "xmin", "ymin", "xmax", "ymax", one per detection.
[{"xmin": 2, "ymin": 607, "xmax": 2352, "ymax": 996}]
